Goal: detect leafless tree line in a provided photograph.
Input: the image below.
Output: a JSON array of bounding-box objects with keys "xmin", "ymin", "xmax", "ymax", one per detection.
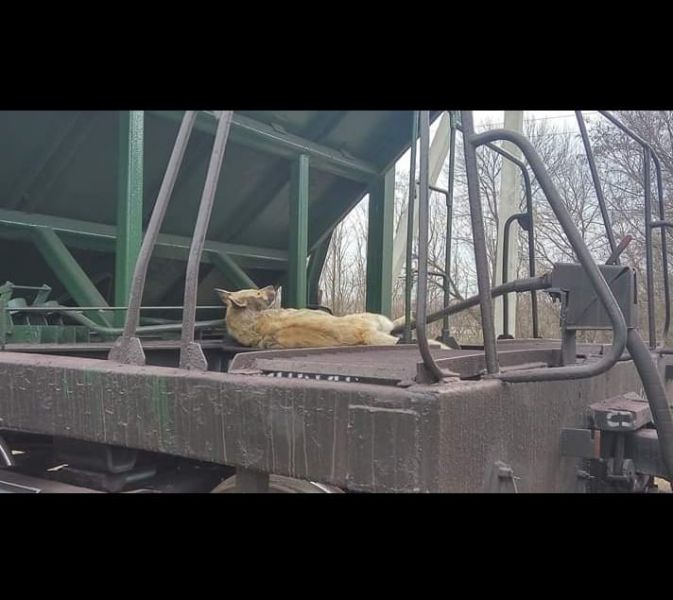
[{"xmin": 318, "ymin": 112, "xmax": 673, "ymax": 345}]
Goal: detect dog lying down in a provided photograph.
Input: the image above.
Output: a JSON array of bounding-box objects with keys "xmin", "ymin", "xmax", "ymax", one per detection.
[{"xmin": 216, "ymin": 286, "xmax": 403, "ymax": 350}]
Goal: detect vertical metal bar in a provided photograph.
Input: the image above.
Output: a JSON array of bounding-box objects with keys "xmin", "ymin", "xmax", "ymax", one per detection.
[
  {"xmin": 522, "ymin": 168, "xmax": 539, "ymax": 338},
  {"xmin": 403, "ymin": 111, "xmax": 419, "ymax": 342},
  {"xmin": 366, "ymin": 168, "xmax": 395, "ymax": 317},
  {"xmin": 597, "ymin": 111, "xmax": 670, "ymax": 346},
  {"xmin": 561, "ymin": 328, "xmax": 577, "ymax": 366},
  {"xmin": 460, "ymin": 111, "xmax": 499, "ymax": 374},
  {"xmin": 285, "ymin": 154, "xmax": 310, "ymax": 309},
  {"xmin": 443, "ymin": 112, "xmax": 457, "ymax": 342},
  {"xmin": 179, "ymin": 111, "xmax": 234, "ymax": 371},
  {"xmin": 575, "ymin": 111, "xmax": 618, "ymax": 259},
  {"xmin": 650, "ymin": 149, "xmax": 671, "ymax": 342},
  {"xmin": 115, "ymin": 111, "xmax": 144, "ymax": 327},
  {"xmin": 416, "ymin": 111, "xmax": 448, "ymax": 382},
  {"xmin": 108, "ymin": 111, "xmax": 197, "ymax": 366},
  {"xmin": 643, "ymin": 149, "xmax": 656, "ymax": 348},
  {"xmin": 501, "ymin": 213, "xmax": 527, "ymax": 339}
]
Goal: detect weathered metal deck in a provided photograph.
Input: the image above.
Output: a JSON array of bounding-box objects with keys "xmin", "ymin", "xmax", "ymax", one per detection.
[{"xmin": 0, "ymin": 341, "xmax": 652, "ymax": 492}]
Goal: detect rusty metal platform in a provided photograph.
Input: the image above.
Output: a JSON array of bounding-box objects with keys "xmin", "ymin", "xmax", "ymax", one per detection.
[
  {"xmin": 0, "ymin": 344, "xmax": 649, "ymax": 492},
  {"xmin": 229, "ymin": 339, "xmax": 608, "ymax": 385}
]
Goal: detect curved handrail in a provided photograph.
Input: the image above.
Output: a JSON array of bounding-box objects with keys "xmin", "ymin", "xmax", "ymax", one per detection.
[
  {"xmin": 109, "ymin": 111, "xmax": 197, "ymax": 365},
  {"xmin": 415, "ymin": 111, "xmax": 450, "ymax": 381},
  {"xmin": 460, "ymin": 112, "xmax": 500, "ymax": 375},
  {"xmin": 456, "ymin": 121, "xmax": 540, "ymax": 338},
  {"xmin": 464, "ymin": 125, "xmax": 628, "ymax": 383}
]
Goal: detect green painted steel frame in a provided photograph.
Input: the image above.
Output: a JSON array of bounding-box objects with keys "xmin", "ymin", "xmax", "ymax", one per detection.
[
  {"xmin": 151, "ymin": 111, "xmax": 378, "ymax": 183},
  {"xmin": 284, "ymin": 154, "xmax": 310, "ymax": 308},
  {"xmin": 115, "ymin": 111, "xmax": 144, "ymax": 325},
  {"xmin": 366, "ymin": 168, "xmax": 395, "ymax": 317},
  {"xmin": 32, "ymin": 228, "xmax": 111, "ymax": 326},
  {"xmin": 0, "ymin": 207, "xmax": 287, "ymax": 269}
]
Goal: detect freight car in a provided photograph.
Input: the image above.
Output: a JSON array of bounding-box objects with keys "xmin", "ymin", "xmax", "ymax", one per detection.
[{"xmin": 0, "ymin": 110, "xmax": 671, "ymax": 493}]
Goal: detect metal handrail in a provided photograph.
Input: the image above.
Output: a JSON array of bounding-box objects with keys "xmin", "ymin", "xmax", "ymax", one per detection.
[
  {"xmin": 109, "ymin": 111, "xmax": 198, "ymax": 365},
  {"xmin": 179, "ymin": 111, "xmax": 233, "ymax": 370},
  {"xmin": 402, "ymin": 111, "xmax": 419, "ymax": 344},
  {"xmin": 455, "ymin": 121, "xmax": 540, "ymax": 339},
  {"xmin": 575, "ymin": 111, "xmax": 619, "ymax": 259},
  {"xmin": 597, "ymin": 111, "xmax": 671, "ymax": 347},
  {"xmin": 415, "ymin": 111, "xmax": 450, "ymax": 381},
  {"xmin": 461, "ymin": 118, "xmax": 628, "ymax": 383}
]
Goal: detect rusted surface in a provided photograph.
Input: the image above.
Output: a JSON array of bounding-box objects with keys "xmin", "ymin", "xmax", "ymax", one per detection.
[
  {"xmin": 434, "ymin": 360, "xmax": 643, "ymax": 492},
  {"xmin": 0, "ymin": 351, "xmax": 441, "ymax": 492},
  {"xmin": 0, "ymin": 342, "xmax": 651, "ymax": 492},
  {"xmin": 231, "ymin": 340, "xmax": 609, "ymax": 386},
  {"xmin": 589, "ymin": 392, "xmax": 652, "ymax": 431},
  {"xmin": 231, "ymin": 344, "xmax": 456, "ymax": 384}
]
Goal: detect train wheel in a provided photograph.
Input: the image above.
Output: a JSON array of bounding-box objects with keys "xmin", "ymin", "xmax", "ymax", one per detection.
[{"xmin": 211, "ymin": 474, "xmax": 343, "ymax": 493}]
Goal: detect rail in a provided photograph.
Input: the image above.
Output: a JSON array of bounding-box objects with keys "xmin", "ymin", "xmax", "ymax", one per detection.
[
  {"xmin": 597, "ymin": 111, "xmax": 671, "ymax": 348},
  {"xmin": 457, "ymin": 112, "xmax": 628, "ymax": 382},
  {"xmin": 108, "ymin": 111, "xmax": 198, "ymax": 365},
  {"xmin": 455, "ymin": 121, "xmax": 540, "ymax": 339}
]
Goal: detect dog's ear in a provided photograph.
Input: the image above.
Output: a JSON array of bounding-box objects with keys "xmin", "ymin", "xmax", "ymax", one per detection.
[
  {"xmin": 215, "ymin": 288, "xmax": 247, "ymax": 308},
  {"xmin": 260, "ymin": 285, "xmax": 276, "ymax": 304}
]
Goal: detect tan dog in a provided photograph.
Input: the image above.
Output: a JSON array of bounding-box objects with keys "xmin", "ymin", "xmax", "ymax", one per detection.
[{"xmin": 216, "ymin": 286, "xmax": 399, "ymax": 349}]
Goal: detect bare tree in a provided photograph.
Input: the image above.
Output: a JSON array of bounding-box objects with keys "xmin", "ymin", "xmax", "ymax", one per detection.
[{"xmin": 320, "ymin": 112, "xmax": 673, "ymax": 346}]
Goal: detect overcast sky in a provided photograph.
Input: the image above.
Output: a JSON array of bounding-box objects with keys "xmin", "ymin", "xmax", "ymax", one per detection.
[
  {"xmin": 410, "ymin": 110, "xmax": 596, "ymax": 174},
  {"xmin": 473, "ymin": 110, "xmax": 582, "ymax": 130}
]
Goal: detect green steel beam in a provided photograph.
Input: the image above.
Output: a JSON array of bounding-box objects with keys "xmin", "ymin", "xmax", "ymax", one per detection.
[
  {"xmin": 284, "ymin": 154, "xmax": 310, "ymax": 308},
  {"xmin": 115, "ymin": 111, "xmax": 144, "ymax": 325},
  {"xmin": 210, "ymin": 252, "xmax": 257, "ymax": 290},
  {"xmin": 0, "ymin": 207, "xmax": 287, "ymax": 270},
  {"xmin": 32, "ymin": 229, "xmax": 111, "ymax": 327},
  {"xmin": 365, "ymin": 168, "xmax": 395, "ymax": 317},
  {"xmin": 149, "ymin": 111, "xmax": 378, "ymax": 183}
]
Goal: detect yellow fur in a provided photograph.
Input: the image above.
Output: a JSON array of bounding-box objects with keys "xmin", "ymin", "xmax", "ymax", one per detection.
[{"xmin": 216, "ymin": 286, "xmax": 399, "ymax": 349}]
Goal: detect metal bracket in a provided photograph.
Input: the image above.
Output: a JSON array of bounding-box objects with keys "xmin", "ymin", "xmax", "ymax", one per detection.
[
  {"xmin": 589, "ymin": 392, "xmax": 652, "ymax": 432},
  {"xmin": 178, "ymin": 341, "xmax": 208, "ymax": 371},
  {"xmin": 108, "ymin": 336, "xmax": 146, "ymax": 366}
]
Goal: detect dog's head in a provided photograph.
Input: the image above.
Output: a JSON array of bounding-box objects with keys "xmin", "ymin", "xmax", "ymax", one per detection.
[{"xmin": 215, "ymin": 285, "xmax": 276, "ymax": 312}]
